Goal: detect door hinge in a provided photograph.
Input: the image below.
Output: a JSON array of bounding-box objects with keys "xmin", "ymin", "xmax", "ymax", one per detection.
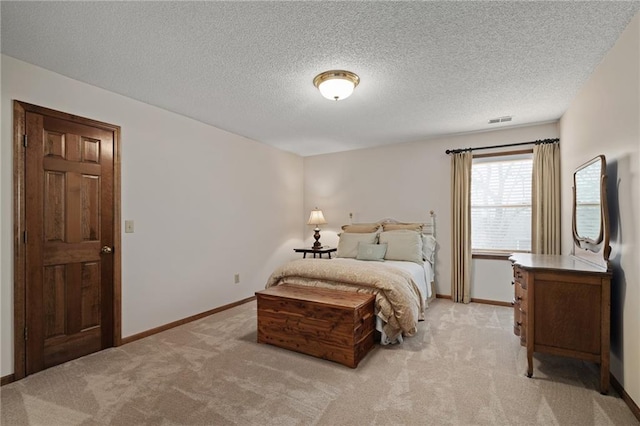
[
  {"xmin": 23, "ymin": 134, "xmax": 27, "ymax": 148},
  {"xmin": 24, "ymin": 327, "xmax": 28, "ymax": 341}
]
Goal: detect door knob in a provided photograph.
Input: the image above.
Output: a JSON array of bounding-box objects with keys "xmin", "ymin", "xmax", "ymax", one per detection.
[{"xmin": 101, "ymin": 246, "xmax": 113, "ymax": 254}]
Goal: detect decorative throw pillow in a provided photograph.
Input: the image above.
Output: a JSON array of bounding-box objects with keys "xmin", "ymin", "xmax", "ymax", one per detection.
[
  {"xmin": 379, "ymin": 230, "xmax": 424, "ymax": 264},
  {"xmin": 341, "ymin": 223, "xmax": 381, "ymax": 233},
  {"xmin": 336, "ymin": 232, "xmax": 379, "ymax": 258},
  {"xmin": 356, "ymin": 242, "xmax": 387, "ymax": 261},
  {"xmin": 382, "ymin": 223, "xmax": 424, "ymax": 232},
  {"xmin": 422, "ymin": 235, "xmax": 437, "ymax": 263}
]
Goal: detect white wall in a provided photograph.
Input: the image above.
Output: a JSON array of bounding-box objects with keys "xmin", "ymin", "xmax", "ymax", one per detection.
[
  {"xmin": 560, "ymin": 12, "xmax": 640, "ymax": 407},
  {"xmin": 470, "ymin": 259, "xmax": 514, "ymax": 302},
  {"xmin": 0, "ymin": 55, "xmax": 304, "ymax": 377},
  {"xmin": 303, "ymin": 122, "xmax": 559, "ymax": 301}
]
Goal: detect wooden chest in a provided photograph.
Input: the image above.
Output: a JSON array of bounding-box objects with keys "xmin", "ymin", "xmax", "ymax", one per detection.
[{"xmin": 256, "ymin": 285, "xmax": 376, "ymax": 368}]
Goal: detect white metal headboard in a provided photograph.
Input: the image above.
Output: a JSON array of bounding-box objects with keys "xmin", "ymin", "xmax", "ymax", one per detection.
[{"xmin": 348, "ymin": 210, "xmax": 436, "ymax": 237}]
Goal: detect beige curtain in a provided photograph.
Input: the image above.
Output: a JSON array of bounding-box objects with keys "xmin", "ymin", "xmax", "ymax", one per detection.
[
  {"xmin": 532, "ymin": 143, "xmax": 561, "ymax": 254},
  {"xmin": 451, "ymin": 152, "xmax": 472, "ymax": 303}
]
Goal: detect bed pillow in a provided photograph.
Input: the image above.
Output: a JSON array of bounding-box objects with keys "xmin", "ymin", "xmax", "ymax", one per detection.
[
  {"xmin": 356, "ymin": 242, "xmax": 387, "ymax": 261},
  {"xmin": 382, "ymin": 223, "xmax": 423, "ymax": 232},
  {"xmin": 336, "ymin": 232, "xmax": 378, "ymax": 258},
  {"xmin": 422, "ymin": 235, "xmax": 437, "ymax": 263},
  {"xmin": 379, "ymin": 230, "xmax": 424, "ymax": 264},
  {"xmin": 341, "ymin": 223, "xmax": 381, "ymax": 233}
]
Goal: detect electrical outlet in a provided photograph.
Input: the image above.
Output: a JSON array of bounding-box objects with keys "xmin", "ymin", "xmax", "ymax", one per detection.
[
  {"xmin": 125, "ymin": 220, "xmax": 134, "ymax": 233},
  {"xmin": 234, "ymin": 274, "xmax": 240, "ymax": 284}
]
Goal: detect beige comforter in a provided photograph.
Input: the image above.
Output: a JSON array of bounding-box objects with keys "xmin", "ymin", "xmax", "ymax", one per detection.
[{"xmin": 265, "ymin": 258, "xmax": 425, "ymax": 341}]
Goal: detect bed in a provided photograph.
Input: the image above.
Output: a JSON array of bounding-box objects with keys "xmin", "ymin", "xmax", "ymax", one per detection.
[{"xmin": 265, "ymin": 212, "xmax": 436, "ymax": 344}]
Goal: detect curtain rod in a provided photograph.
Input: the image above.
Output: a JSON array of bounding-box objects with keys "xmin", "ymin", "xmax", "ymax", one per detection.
[{"xmin": 445, "ymin": 138, "xmax": 559, "ymax": 155}]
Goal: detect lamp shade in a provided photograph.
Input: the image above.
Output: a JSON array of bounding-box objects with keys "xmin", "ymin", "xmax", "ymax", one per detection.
[
  {"xmin": 313, "ymin": 70, "xmax": 360, "ymax": 101},
  {"xmin": 307, "ymin": 209, "xmax": 327, "ymax": 226}
]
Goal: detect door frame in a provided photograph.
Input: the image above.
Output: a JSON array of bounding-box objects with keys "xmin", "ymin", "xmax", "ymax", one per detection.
[{"xmin": 13, "ymin": 100, "xmax": 122, "ymax": 380}]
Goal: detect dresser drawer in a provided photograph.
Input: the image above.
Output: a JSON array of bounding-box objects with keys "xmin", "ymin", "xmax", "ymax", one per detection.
[
  {"xmin": 515, "ymin": 283, "xmax": 527, "ymax": 314},
  {"xmin": 513, "ymin": 298, "xmax": 521, "ymax": 337},
  {"xmin": 513, "ymin": 266, "xmax": 527, "ymax": 289},
  {"xmin": 513, "ymin": 266, "xmax": 528, "ymax": 338},
  {"xmin": 519, "ymin": 310, "xmax": 527, "ymax": 346}
]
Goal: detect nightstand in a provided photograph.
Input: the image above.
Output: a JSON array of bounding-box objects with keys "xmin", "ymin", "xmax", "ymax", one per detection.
[{"xmin": 293, "ymin": 247, "xmax": 337, "ymax": 259}]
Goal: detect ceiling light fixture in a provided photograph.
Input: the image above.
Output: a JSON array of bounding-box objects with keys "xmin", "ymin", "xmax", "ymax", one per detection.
[{"xmin": 313, "ymin": 70, "xmax": 360, "ymax": 101}]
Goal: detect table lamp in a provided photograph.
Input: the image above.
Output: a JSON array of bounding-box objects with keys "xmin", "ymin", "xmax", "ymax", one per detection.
[{"xmin": 307, "ymin": 208, "xmax": 327, "ymax": 249}]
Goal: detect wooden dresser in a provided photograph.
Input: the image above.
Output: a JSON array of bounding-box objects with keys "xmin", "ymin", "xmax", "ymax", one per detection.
[
  {"xmin": 510, "ymin": 253, "xmax": 612, "ymax": 394},
  {"xmin": 256, "ymin": 285, "xmax": 375, "ymax": 368}
]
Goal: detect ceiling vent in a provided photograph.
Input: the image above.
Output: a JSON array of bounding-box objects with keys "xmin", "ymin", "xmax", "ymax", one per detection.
[{"xmin": 488, "ymin": 116, "xmax": 513, "ymax": 124}]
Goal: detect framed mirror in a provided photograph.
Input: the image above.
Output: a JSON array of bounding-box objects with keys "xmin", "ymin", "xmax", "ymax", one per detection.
[{"xmin": 572, "ymin": 155, "xmax": 610, "ymax": 262}]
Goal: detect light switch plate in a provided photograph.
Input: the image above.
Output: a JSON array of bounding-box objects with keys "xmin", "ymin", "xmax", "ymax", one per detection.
[{"xmin": 125, "ymin": 220, "xmax": 134, "ymax": 233}]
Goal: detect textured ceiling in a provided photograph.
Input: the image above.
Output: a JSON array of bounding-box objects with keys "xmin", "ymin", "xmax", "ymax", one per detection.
[{"xmin": 2, "ymin": 2, "xmax": 639, "ymax": 156}]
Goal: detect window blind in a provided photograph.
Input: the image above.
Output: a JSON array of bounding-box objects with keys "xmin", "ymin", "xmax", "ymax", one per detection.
[{"xmin": 471, "ymin": 155, "xmax": 533, "ymax": 252}]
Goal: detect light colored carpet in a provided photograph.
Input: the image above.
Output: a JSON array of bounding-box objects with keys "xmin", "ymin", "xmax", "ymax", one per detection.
[{"xmin": 1, "ymin": 298, "xmax": 638, "ymax": 425}]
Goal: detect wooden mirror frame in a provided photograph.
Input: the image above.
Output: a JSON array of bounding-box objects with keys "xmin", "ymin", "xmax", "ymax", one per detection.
[{"xmin": 572, "ymin": 155, "xmax": 611, "ymax": 263}]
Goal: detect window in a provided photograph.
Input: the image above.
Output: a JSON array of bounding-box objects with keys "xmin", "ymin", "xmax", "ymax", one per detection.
[{"xmin": 471, "ymin": 152, "xmax": 533, "ymax": 252}]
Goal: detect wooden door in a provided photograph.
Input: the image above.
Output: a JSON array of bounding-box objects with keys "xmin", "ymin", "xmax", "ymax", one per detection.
[{"xmin": 15, "ymin": 102, "xmax": 120, "ymax": 376}]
